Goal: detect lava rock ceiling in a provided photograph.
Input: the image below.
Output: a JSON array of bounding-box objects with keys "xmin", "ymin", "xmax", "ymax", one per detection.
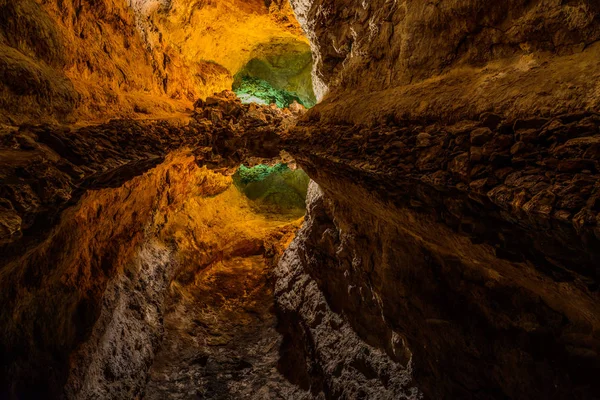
[{"xmin": 1, "ymin": 0, "xmax": 600, "ymax": 400}]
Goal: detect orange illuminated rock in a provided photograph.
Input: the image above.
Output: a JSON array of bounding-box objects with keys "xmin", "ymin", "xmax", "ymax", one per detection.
[
  {"xmin": 0, "ymin": 0, "xmax": 308, "ymax": 125},
  {"xmin": 0, "ymin": 149, "xmax": 302, "ymax": 397}
]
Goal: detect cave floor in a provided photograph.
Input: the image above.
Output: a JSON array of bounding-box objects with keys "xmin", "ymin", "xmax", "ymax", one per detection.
[{"xmin": 143, "ymin": 254, "xmax": 306, "ymax": 399}]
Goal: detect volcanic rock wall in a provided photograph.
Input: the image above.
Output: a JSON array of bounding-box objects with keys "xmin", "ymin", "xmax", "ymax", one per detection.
[
  {"xmin": 294, "ymin": 0, "xmax": 600, "ymax": 107},
  {"xmin": 0, "ymin": 0, "xmax": 306, "ymax": 124},
  {"xmin": 0, "ymin": 93, "xmax": 303, "ymax": 398},
  {"xmin": 1, "ymin": 0, "xmax": 600, "ymax": 398},
  {"xmin": 277, "ymin": 0, "xmax": 600, "ymax": 398}
]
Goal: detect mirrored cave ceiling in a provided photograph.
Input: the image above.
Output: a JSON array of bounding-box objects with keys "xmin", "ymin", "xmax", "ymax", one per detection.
[{"xmin": 233, "ymin": 163, "xmax": 310, "ymax": 216}]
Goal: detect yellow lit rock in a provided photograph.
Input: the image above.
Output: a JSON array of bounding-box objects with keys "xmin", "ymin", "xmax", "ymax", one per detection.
[
  {"xmin": 154, "ymin": 0, "xmax": 307, "ymax": 79},
  {"xmin": 0, "ymin": 0, "xmax": 309, "ymax": 124}
]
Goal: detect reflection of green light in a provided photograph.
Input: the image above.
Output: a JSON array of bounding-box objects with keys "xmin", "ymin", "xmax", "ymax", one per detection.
[
  {"xmin": 233, "ymin": 77, "xmax": 311, "ymax": 109},
  {"xmin": 233, "ymin": 164, "xmax": 310, "ymax": 215}
]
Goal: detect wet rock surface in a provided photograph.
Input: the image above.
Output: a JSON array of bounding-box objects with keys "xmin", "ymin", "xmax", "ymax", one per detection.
[
  {"xmin": 0, "ymin": 91, "xmax": 302, "ymax": 251},
  {"xmin": 277, "ymin": 170, "xmax": 599, "ymax": 399},
  {"xmin": 2, "ymin": 0, "xmax": 600, "ymax": 398},
  {"xmin": 275, "ymin": 109, "xmax": 600, "ymax": 398},
  {"xmin": 284, "ymin": 112, "xmax": 600, "ymax": 285},
  {"xmin": 275, "ymin": 182, "xmax": 421, "ymax": 400},
  {"xmin": 271, "ymin": 1, "xmax": 600, "ymax": 397},
  {"xmin": 1, "ymin": 91, "xmax": 600, "ymax": 399},
  {"xmin": 143, "ymin": 255, "xmax": 307, "ymax": 400},
  {"xmin": 0, "ymin": 93, "xmax": 307, "ymax": 399}
]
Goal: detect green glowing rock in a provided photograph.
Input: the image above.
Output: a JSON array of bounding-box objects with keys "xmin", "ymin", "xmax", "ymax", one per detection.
[
  {"xmin": 234, "ymin": 77, "xmax": 307, "ymax": 109},
  {"xmin": 232, "ymin": 38, "xmax": 316, "ymax": 108},
  {"xmin": 236, "ymin": 163, "xmax": 289, "ymax": 184},
  {"xmin": 234, "ymin": 164, "xmax": 310, "ymax": 215}
]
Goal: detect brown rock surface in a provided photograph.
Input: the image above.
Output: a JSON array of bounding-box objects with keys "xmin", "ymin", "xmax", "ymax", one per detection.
[
  {"xmin": 0, "ymin": 0, "xmax": 306, "ymax": 124},
  {"xmin": 270, "ymin": 0, "xmax": 600, "ymax": 398},
  {"xmin": 0, "ymin": 90, "xmax": 302, "ymax": 249},
  {"xmin": 1, "ymin": 0, "xmax": 600, "ymax": 399},
  {"xmin": 0, "ymin": 94, "xmax": 306, "ymax": 398}
]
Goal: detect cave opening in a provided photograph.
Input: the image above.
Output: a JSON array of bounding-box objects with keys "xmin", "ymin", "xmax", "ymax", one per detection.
[{"xmin": 231, "ymin": 38, "xmax": 317, "ymax": 108}]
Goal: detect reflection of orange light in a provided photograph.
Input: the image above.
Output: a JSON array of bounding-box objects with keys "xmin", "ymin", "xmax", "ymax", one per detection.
[
  {"xmin": 158, "ymin": 155, "xmax": 303, "ymax": 294},
  {"xmin": 57, "ymin": 151, "xmax": 302, "ymax": 293}
]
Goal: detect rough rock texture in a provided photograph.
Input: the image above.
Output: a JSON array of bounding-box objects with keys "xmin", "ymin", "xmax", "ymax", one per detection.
[
  {"xmin": 0, "ymin": 0, "xmax": 306, "ymax": 124},
  {"xmin": 267, "ymin": 0, "xmax": 600, "ymax": 399},
  {"xmin": 0, "ymin": 92, "xmax": 306, "ymax": 399},
  {"xmin": 0, "ymin": 148, "xmax": 304, "ymax": 399},
  {"xmin": 2, "ymin": 0, "xmax": 600, "ymax": 398},
  {"xmin": 275, "ymin": 182, "xmax": 421, "ymax": 400},
  {"xmin": 143, "ymin": 238, "xmax": 306, "ymax": 399},
  {"xmin": 285, "ymin": 112, "xmax": 600, "ymax": 283},
  {"xmin": 0, "ymin": 90, "xmax": 302, "ymax": 248},
  {"xmin": 294, "ymin": 0, "xmax": 600, "ymax": 110},
  {"xmin": 0, "ymin": 0, "xmax": 179, "ymax": 124},
  {"xmin": 64, "ymin": 236, "xmax": 177, "ymax": 399},
  {"xmin": 0, "ymin": 152, "xmax": 187, "ymax": 398},
  {"xmin": 154, "ymin": 0, "xmax": 306, "ymax": 81},
  {"xmin": 277, "ymin": 151, "xmax": 600, "ymax": 398}
]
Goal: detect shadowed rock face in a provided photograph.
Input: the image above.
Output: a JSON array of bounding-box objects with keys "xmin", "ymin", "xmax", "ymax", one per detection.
[
  {"xmin": 272, "ymin": 0, "xmax": 600, "ymax": 398},
  {"xmin": 0, "ymin": 93, "xmax": 306, "ymax": 398},
  {"xmin": 277, "ymin": 147, "xmax": 599, "ymax": 398},
  {"xmin": 293, "ymin": 0, "xmax": 600, "ymax": 102}
]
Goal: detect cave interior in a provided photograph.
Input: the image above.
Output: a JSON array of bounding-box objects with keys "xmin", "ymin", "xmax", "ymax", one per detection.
[{"xmin": 0, "ymin": 0, "xmax": 599, "ymax": 399}]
